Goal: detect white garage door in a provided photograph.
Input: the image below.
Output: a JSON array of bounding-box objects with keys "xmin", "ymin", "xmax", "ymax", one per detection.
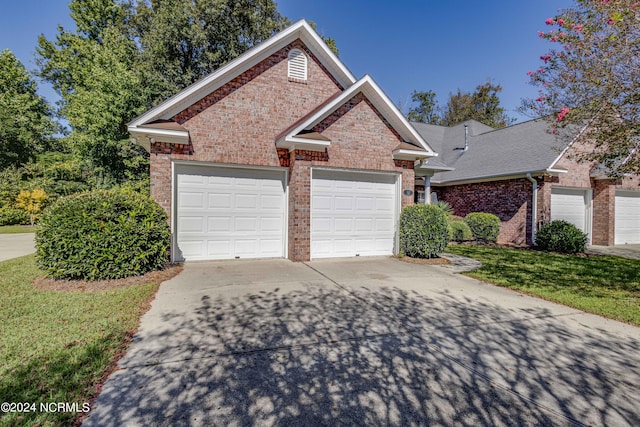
[
  {"xmin": 311, "ymin": 170, "xmax": 398, "ymax": 259},
  {"xmin": 615, "ymin": 190, "xmax": 640, "ymax": 244},
  {"xmin": 175, "ymin": 165, "xmax": 286, "ymax": 261},
  {"xmin": 550, "ymin": 187, "xmax": 590, "ymax": 236}
]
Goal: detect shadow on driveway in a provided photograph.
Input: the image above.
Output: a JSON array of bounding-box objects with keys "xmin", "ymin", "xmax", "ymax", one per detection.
[{"xmin": 83, "ymin": 259, "xmax": 640, "ymax": 427}]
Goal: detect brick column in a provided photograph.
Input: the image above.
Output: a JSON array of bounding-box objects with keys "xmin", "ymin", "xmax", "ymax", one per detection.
[
  {"xmin": 287, "ymin": 155, "xmax": 311, "ymax": 261},
  {"xmin": 592, "ymin": 179, "xmax": 615, "ymax": 246}
]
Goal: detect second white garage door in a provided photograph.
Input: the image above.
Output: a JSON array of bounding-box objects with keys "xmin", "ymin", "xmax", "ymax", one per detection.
[
  {"xmin": 175, "ymin": 165, "xmax": 286, "ymax": 261},
  {"xmin": 550, "ymin": 187, "xmax": 591, "ymax": 237},
  {"xmin": 615, "ymin": 190, "xmax": 640, "ymax": 244},
  {"xmin": 311, "ymin": 170, "xmax": 398, "ymax": 259}
]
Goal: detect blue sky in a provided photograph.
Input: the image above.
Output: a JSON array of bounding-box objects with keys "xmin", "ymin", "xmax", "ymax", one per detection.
[{"xmin": 1, "ymin": 0, "xmax": 572, "ymax": 123}]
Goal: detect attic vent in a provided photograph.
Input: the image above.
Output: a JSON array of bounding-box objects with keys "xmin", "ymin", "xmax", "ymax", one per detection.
[{"xmin": 288, "ymin": 49, "xmax": 307, "ymax": 81}]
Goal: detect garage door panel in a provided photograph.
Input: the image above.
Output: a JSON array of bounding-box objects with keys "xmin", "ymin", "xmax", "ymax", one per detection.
[
  {"xmin": 179, "ymin": 217, "xmax": 204, "ymax": 233},
  {"xmin": 356, "ymin": 196, "xmax": 375, "ymax": 210},
  {"xmin": 335, "ymin": 197, "xmax": 353, "ymax": 210},
  {"xmin": 615, "ymin": 191, "xmax": 640, "ymax": 244},
  {"xmin": 208, "ymin": 193, "xmax": 231, "ymax": 209},
  {"xmin": 207, "ymin": 217, "xmax": 231, "ymax": 232},
  {"xmin": 176, "ymin": 166, "xmax": 286, "ymax": 261},
  {"xmin": 261, "ymin": 194, "xmax": 284, "ymax": 209},
  {"xmin": 311, "ymin": 170, "xmax": 397, "ymax": 259},
  {"xmin": 551, "ymin": 188, "xmax": 589, "ymax": 235},
  {"xmin": 179, "ymin": 192, "xmax": 205, "ymax": 208}
]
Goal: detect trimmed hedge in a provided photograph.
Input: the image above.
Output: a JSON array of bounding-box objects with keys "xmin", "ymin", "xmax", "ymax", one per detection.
[
  {"xmin": 464, "ymin": 212, "xmax": 501, "ymax": 243},
  {"xmin": 36, "ymin": 190, "xmax": 171, "ymax": 280},
  {"xmin": 535, "ymin": 220, "xmax": 588, "ymax": 254},
  {"xmin": 448, "ymin": 219, "xmax": 473, "ymax": 242},
  {"xmin": 400, "ymin": 204, "xmax": 449, "ymax": 258},
  {"xmin": 0, "ymin": 206, "xmax": 29, "ymax": 226}
]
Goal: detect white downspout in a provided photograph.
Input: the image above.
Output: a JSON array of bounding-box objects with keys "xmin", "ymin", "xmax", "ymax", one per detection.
[{"xmin": 526, "ymin": 173, "xmax": 537, "ymax": 245}]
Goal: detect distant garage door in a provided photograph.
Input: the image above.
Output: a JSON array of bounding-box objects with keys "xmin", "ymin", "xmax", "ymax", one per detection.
[
  {"xmin": 175, "ymin": 165, "xmax": 286, "ymax": 261},
  {"xmin": 311, "ymin": 170, "xmax": 398, "ymax": 259},
  {"xmin": 615, "ymin": 190, "xmax": 640, "ymax": 244},
  {"xmin": 550, "ymin": 187, "xmax": 590, "ymax": 237}
]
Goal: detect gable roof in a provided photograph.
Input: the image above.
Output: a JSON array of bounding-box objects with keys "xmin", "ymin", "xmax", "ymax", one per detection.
[
  {"xmin": 276, "ymin": 75, "xmax": 435, "ymax": 157},
  {"xmin": 412, "ymin": 119, "xmax": 570, "ymax": 184},
  {"xmin": 128, "ymin": 19, "xmax": 356, "ymax": 130}
]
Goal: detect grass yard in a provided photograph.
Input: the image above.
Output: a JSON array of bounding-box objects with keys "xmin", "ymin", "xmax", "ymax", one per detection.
[
  {"xmin": 0, "ymin": 255, "xmax": 160, "ymax": 426},
  {"xmin": 0, "ymin": 225, "xmax": 36, "ymax": 234},
  {"xmin": 447, "ymin": 244, "xmax": 640, "ymax": 326}
]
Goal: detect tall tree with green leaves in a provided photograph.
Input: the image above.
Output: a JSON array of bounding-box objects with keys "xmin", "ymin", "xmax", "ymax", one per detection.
[
  {"xmin": 406, "ymin": 90, "xmax": 440, "ymax": 124},
  {"xmin": 441, "ymin": 81, "xmax": 515, "ymax": 128},
  {"xmin": 134, "ymin": 0, "xmax": 288, "ymax": 103},
  {"xmin": 0, "ymin": 50, "xmax": 56, "ymax": 169},
  {"xmin": 36, "ymin": 0, "xmax": 288, "ymax": 184},
  {"xmin": 524, "ymin": 0, "xmax": 640, "ymax": 177}
]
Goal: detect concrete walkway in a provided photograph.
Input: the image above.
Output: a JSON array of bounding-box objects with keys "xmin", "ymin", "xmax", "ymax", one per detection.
[
  {"xmin": 588, "ymin": 244, "xmax": 640, "ymax": 260},
  {"xmin": 83, "ymin": 258, "xmax": 640, "ymax": 427},
  {"xmin": 0, "ymin": 233, "xmax": 35, "ymax": 261}
]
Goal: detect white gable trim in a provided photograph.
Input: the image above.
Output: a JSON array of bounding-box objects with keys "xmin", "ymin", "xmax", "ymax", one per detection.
[
  {"xmin": 276, "ymin": 75, "xmax": 436, "ymax": 157},
  {"xmin": 128, "ymin": 20, "xmax": 356, "ymax": 130}
]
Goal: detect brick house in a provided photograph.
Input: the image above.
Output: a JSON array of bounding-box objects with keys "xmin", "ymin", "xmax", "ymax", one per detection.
[
  {"xmin": 412, "ymin": 119, "xmax": 640, "ymax": 246},
  {"xmin": 128, "ymin": 20, "xmax": 439, "ymax": 262}
]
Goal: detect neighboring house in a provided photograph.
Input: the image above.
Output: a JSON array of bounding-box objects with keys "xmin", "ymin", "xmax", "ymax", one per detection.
[
  {"xmin": 128, "ymin": 20, "xmax": 440, "ymax": 262},
  {"xmin": 412, "ymin": 119, "xmax": 640, "ymax": 246}
]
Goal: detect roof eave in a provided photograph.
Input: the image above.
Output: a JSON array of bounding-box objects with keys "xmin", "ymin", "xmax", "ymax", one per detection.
[
  {"xmin": 129, "ymin": 125, "xmax": 190, "ymax": 152},
  {"xmin": 276, "ymin": 136, "xmax": 330, "ymax": 152},
  {"xmin": 392, "ymin": 149, "xmax": 431, "ymax": 161},
  {"xmin": 432, "ymin": 168, "xmax": 567, "ymax": 186}
]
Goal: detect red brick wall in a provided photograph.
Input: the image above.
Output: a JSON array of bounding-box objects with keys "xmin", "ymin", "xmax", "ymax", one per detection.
[
  {"xmin": 148, "ymin": 40, "xmax": 411, "ymax": 261},
  {"xmin": 435, "ymin": 178, "xmax": 535, "ymax": 245}
]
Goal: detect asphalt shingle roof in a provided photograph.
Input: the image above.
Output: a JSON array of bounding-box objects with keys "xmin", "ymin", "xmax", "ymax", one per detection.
[{"xmin": 412, "ymin": 119, "xmax": 569, "ymax": 184}]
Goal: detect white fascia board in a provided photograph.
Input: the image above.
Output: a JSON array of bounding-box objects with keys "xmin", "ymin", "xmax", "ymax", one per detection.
[
  {"xmin": 129, "ymin": 126, "xmax": 190, "ymax": 145},
  {"xmin": 392, "ymin": 149, "xmax": 431, "ymax": 161},
  {"xmin": 358, "ymin": 75, "xmax": 436, "ymax": 156},
  {"xmin": 129, "ymin": 20, "xmax": 356, "ymax": 128},
  {"xmin": 546, "ymin": 168, "xmax": 568, "ymax": 175},
  {"xmin": 280, "ymin": 75, "xmax": 436, "ymax": 157},
  {"xmin": 432, "ymin": 170, "xmax": 551, "ymax": 186},
  {"xmin": 276, "ymin": 136, "xmax": 330, "ymax": 152}
]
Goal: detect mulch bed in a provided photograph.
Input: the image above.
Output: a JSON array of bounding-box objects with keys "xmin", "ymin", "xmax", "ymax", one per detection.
[
  {"xmin": 396, "ymin": 256, "xmax": 451, "ymax": 265},
  {"xmin": 33, "ymin": 264, "xmax": 184, "ymax": 293}
]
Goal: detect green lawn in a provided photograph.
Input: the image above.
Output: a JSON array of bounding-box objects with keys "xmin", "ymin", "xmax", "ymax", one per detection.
[
  {"xmin": 0, "ymin": 225, "xmax": 36, "ymax": 234},
  {"xmin": 447, "ymin": 244, "xmax": 640, "ymax": 326},
  {"xmin": 0, "ymin": 255, "xmax": 159, "ymax": 426}
]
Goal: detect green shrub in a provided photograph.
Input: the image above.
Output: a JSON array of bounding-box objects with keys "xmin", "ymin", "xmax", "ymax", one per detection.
[
  {"xmin": 535, "ymin": 220, "xmax": 588, "ymax": 254},
  {"xmin": 464, "ymin": 212, "xmax": 501, "ymax": 243},
  {"xmin": 36, "ymin": 190, "xmax": 171, "ymax": 280},
  {"xmin": 0, "ymin": 206, "xmax": 29, "ymax": 226},
  {"xmin": 432, "ymin": 200, "xmax": 454, "ymax": 217},
  {"xmin": 448, "ymin": 219, "xmax": 473, "ymax": 242},
  {"xmin": 400, "ymin": 204, "xmax": 449, "ymax": 258}
]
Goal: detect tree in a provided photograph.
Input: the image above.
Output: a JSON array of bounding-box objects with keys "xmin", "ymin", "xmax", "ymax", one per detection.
[
  {"xmin": 134, "ymin": 0, "xmax": 288, "ymax": 104},
  {"xmin": 37, "ymin": 0, "xmax": 288, "ymax": 183},
  {"xmin": 441, "ymin": 81, "xmax": 515, "ymax": 128},
  {"xmin": 37, "ymin": 0, "xmax": 145, "ymax": 184},
  {"xmin": 406, "ymin": 90, "xmax": 440, "ymax": 124},
  {"xmin": 406, "ymin": 82, "xmax": 514, "ymax": 128},
  {"xmin": 525, "ymin": 0, "xmax": 640, "ymax": 177},
  {"xmin": 0, "ymin": 50, "xmax": 56, "ymax": 169},
  {"xmin": 15, "ymin": 189, "xmax": 48, "ymax": 226}
]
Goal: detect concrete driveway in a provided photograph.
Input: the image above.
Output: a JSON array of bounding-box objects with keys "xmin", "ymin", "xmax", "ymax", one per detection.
[
  {"xmin": 84, "ymin": 258, "xmax": 640, "ymax": 426},
  {"xmin": 588, "ymin": 244, "xmax": 640, "ymax": 259},
  {"xmin": 0, "ymin": 233, "xmax": 35, "ymax": 261}
]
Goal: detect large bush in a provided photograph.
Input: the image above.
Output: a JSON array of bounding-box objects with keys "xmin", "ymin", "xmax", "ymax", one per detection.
[
  {"xmin": 448, "ymin": 219, "xmax": 473, "ymax": 242},
  {"xmin": 36, "ymin": 190, "xmax": 170, "ymax": 280},
  {"xmin": 535, "ymin": 220, "xmax": 588, "ymax": 254},
  {"xmin": 464, "ymin": 212, "xmax": 501, "ymax": 243},
  {"xmin": 400, "ymin": 204, "xmax": 449, "ymax": 258},
  {"xmin": 0, "ymin": 206, "xmax": 29, "ymax": 226}
]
